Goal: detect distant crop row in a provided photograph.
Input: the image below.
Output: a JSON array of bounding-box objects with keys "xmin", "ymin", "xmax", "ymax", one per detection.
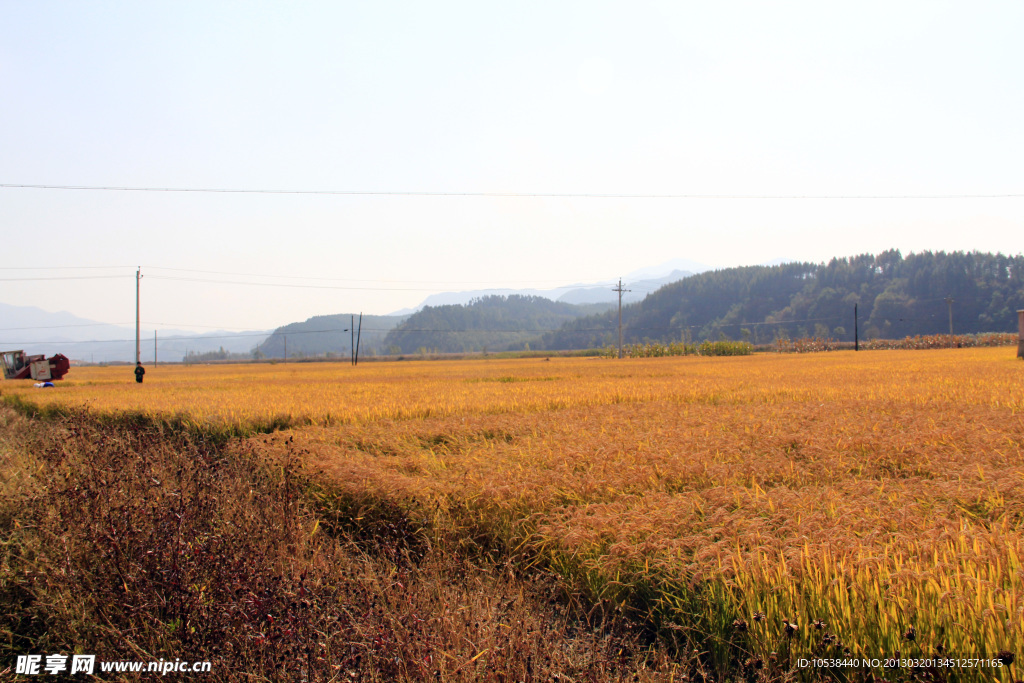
[
  {"xmin": 775, "ymin": 332, "xmax": 1017, "ymax": 353},
  {"xmin": 620, "ymin": 340, "xmax": 753, "ymax": 358}
]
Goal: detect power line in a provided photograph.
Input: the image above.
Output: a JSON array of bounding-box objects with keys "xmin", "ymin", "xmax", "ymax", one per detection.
[
  {"xmin": 0, "ymin": 275, "xmax": 131, "ymax": 282},
  {"xmin": 0, "ymin": 265, "xmax": 132, "ymax": 270},
  {"xmin": 0, "ymin": 332, "xmax": 274, "ymax": 345},
  {"xmin": 0, "ymin": 270, "xmax": 586, "ymax": 291},
  {"xmin": 0, "ymin": 322, "xmax": 133, "ymax": 331},
  {"xmin": 0, "ymin": 265, "xmax": 614, "ymax": 290},
  {"xmin": 2, "ymin": 183, "xmax": 1023, "ymax": 199},
  {"xmin": 146, "ymin": 275, "xmax": 478, "ymax": 292},
  {"xmin": 143, "ymin": 265, "xmax": 579, "ymax": 286},
  {"xmin": 0, "ymin": 269, "xmax": 590, "ymax": 288},
  {"xmin": 0, "ymin": 320, "xmax": 272, "ymax": 332},
  {"xmin": 146, "ymin": 274, "xmax": 621, "ymax": 293}
]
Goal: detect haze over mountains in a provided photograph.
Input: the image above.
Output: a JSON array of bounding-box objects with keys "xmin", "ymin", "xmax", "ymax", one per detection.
[
  {"xmin": 9, "ymin": 251, "xmax": 1016, "ymax": 363},
  {"xmin": 1, "ymin": 258, "xmax": 716, "ymax": 362},
  {"xmin": 390, "ymin": 259, "xmax": 713, "ymax": 313},
  {"xmin": 0, "ymin": 302, "xmax": 270, "ymax": 364}
]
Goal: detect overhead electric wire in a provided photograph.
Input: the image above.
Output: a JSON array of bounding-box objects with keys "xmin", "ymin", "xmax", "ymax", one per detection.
[
  {"xmin": 2, "ymin": 264, "xmax": 612, "ymax": 290},
  {"xmin": 146, "ymin": 274, "xmax": 616, "ymax": 292},
  {"xmin": 146, "ymin": 275, "xmax": 477, "ymax": 292},
  {"xmin": 2, "ymin": 183, "xmax": 1022, "ymax": 199},
  {"xmin": 0, "ymin": 332, "xmax": 275, "ymax": 345},
  {"xmin": 0, "ymin": 275, "xmax": 131, "ymax": 282},
  {"xmin": 143, "ymin": 265, "xmax": 581, "ymax": 286},
  {"xmin": 0, "ymin": 321, "xmax": 271, "ymax": 332},
  {"xmin": 0, "ymin": 272, "xmax": 595, "ymax": 291},
  {"xmin": 0, "ymin": 322, "xmax": 133, "ymax": 331},
  {"xmin": 140, "ymin": 321, "xmax": 273, "ymax": 331},
  {"xmin": 0, "ymin": 265, "xmax": 132, "ymax": 270}
]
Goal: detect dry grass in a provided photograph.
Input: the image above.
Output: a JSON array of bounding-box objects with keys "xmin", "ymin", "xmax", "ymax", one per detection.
[{"xmin": 0, "ymin": 407, "xmax": 685, "ymax": 682}]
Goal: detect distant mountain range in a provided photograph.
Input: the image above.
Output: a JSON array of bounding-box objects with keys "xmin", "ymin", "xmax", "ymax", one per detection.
[
  {"xmin": 0, "ymin": 302, "xmax": 270, "ymax": 363},
  {"xmin": 389, "ymin": 258, "xmax": 717, "ymax": 314},
  {"xmin": 2, "ymin": 256, "xmax": 810, "ymax": 362},
  {"xmin": 264, "ymin": 250, "xmax": 1022, "ymax": 358},
  {"xmin": 11, "ymin": 252, "xmax": 1014, "ymax": 363}
]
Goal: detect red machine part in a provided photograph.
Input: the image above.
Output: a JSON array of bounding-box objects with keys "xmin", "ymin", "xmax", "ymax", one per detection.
[{"xmin": 46, "ymin": 354, "xmax": 71, "ymax": 380}]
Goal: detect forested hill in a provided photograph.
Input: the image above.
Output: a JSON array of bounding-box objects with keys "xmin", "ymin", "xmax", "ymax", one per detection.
[
  {"xmin": 382, "ymin": 295, "xmax": 613, "ymax": 354},
  {"xmin": 541, "ymin": 250, "xmax": 1024, "ymax": 349}
]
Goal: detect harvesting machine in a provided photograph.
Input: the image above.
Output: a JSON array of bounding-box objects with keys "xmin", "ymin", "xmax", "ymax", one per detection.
[{"xmin": 1, "ymin": 350, "xmax": 71, "ymax": 381}]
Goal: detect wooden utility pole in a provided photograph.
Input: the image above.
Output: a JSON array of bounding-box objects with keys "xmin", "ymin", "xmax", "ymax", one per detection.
[
  {"xmin": 612, "ymin": 278, "xmax": 631, "ymax": 359},
  {"xmin": 135, "ymin": 267, "xmax": 142, "ymax": 365},
  {"xmin": 283, "ymin": 334, "xmax": 287, "ymax": 360},
  {"xmin": 351, "ymin": 315, "xmax": 355, "ymax": 365},
  {"xmin": 154, "ymin": 330, "xmax": 157, "ymax": 366},
  {"xmin": 854, "ymin": 303, "xmax": 859, "ymax": 351},
  {"xmin": 354, "ymin": 313, "xmax": 363, "ymax": 365},
  {"xmin": 1017, "ymin": 310, "xmax": 1024, "ymax": 359}
]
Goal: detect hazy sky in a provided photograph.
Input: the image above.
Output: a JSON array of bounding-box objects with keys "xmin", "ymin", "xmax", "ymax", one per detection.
[{"xmin": 2, "ymin": 2, "xmax": 1022, "ymax": 332}]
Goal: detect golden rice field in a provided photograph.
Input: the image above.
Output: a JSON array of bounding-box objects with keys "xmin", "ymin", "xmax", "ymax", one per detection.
[
  {"xmin": 4, "ymin": 348, "xmax": 1024, "ymax": 672},
  {"xmin": 4, "ymin": 350, "xmax": 1024, "ymax": 429}
]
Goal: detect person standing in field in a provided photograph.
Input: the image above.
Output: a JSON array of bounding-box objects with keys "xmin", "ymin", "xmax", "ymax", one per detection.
[{"xmin": 134, "ymin": 362, "xmax": 145, "ymax": 384}]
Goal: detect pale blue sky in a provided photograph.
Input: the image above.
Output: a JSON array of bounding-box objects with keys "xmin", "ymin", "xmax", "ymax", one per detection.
[{"xmin": 2, "ymin": 2, "xmax": 1022, "ymax": 330}]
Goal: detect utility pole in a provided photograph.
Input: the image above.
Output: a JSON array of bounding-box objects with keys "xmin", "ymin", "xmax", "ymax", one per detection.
[
  {"xmin": 351, "ymin": 315, "xmax": 355, "ymax": 365},
  {"xmin": 135, "ymin": 267, "xmax": 142, "ymax": 365},
  {"xmin": 154, "ymin": 330, "xmax": 157, "ymax": 366},
  {"xmin": 354, "ymin": 313, "xmax": 363, "ymax": 366},
  {"xmin": 283, "ymin": 334, "xmax": 287, "ymax": 360},
  {"xmin": 854, "ymin": 303, "xmax": 859, "ymax": 351},
  {"xmin": 945, "ymin": 296, "xmax": 954, "ymax": 338},
  {"xmin": 612, "ymin": 278, "xmax": 631, "ymax": 359}
]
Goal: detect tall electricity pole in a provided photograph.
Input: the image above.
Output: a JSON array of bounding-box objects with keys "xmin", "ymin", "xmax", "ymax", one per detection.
[
  {"xmin": 854, "ymin": 303, "xmax": 859, "ymax": 351},
  {"xmin": 612, "ymin": 278, "xmax": 631, "ymax": 359},
  {"xmin": 135, "ymin": 267, "xmax": 142, "ymax": 365},
  {"xmin": 354, "ymin": 313, "xmax": 363, "ymax": 366}
]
